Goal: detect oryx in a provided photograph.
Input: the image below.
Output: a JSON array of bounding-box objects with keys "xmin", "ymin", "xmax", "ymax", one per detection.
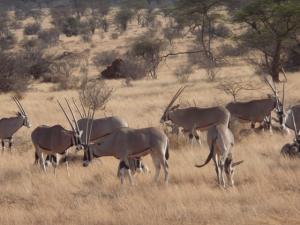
[
  {"xmin": 31, "ymin": 100, "xmax": 83, "ymax": 175},
  {"xmin": 72, "ymin": 98, "xmax": 128, "ymax": 143},
  {"xmin": 285, "ymin": 105, "xmax": 300, "ymax": 133},
  {"xmin": 226, "ymin": 77, "xmax": 286, "ymax": 131},
  {"xmin": 281, "ymin": 109, "xmax": 300, "ymax": 157},
  {"xmin": 82, "ymin": 110, "xmax": 169, "ymax": 184},
  {"xmin": 117, "ymin": 158, "xmax": 150, "ymax": 179},
  {"xmin": 0, "ymin": 97, "xmax": 31, "ymax": 151},
  {"xmin": 195, "ymin": 124, "xmax": 243, "ymax": 187},
  {"xmin": 160, "ymin": 86, "xmax": 230, "ymax": 143}
]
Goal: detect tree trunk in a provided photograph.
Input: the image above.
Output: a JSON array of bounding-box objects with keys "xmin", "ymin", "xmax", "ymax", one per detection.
[{"xmin": 271, "ymin": 41, "xmax": 282, "ymax": 82}]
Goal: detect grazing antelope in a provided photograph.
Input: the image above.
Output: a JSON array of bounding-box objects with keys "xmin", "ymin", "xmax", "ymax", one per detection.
[
  {"xmin": 195, "ymin": 125, "xmax": 243, "ymax": 187},
  {"xmin": 281, "ymin": 110, "xmax": 300, "ymax": 157},
  {"xmin": 160, "ymin": 87, "xmax": 230, "ymax": 144},
  {"xmin": 226, "ymin": 77, "xmax": 286, "ymax": 131},
  {"xmin": 82, "ymin": 110, "xmax": 169, "ymax": 184},
  {"xmin": 32, "ymin": 100, "xmax": 83, "ymax": 175},
  {"xmin": 0, "ymin": 97, "xmax": 31, "ymax": 151}
]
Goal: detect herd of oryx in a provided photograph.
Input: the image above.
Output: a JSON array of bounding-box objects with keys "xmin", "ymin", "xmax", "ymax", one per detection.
[{"xmin": 0, "ymin": 75, "xmax": 300, "ymax": 188}]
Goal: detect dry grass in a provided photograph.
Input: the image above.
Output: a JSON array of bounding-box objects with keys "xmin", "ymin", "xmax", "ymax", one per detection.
[{"xmin": 0, "ymin": 8, "xmax": 300, "ymax": 225}]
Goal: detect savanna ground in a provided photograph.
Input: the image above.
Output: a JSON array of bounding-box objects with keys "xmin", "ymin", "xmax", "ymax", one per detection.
[{"xmin": 1, "ymin": 7, "xmax": 300, "ymax": 225}]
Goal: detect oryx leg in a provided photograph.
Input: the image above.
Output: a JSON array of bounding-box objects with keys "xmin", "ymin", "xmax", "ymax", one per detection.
[
  {"xmin": 54, "ymin": 153, "xmax": 59, "ymax": 176},
  {"xmin": 118, "ymin": 160, "xmax": 133, "ymax": 185},
  {"xmin": 1, "ymin": 139, "xmax": 5, "ymax": 152},
  {"xmin": 151, "ymin": 154, "xmax": 161, "ymax": 182},
  {"xmin": 65, "ymin": 150, "xmax": 70, "ymax": 177},
  {"xmin": 251, "ymin": 122, "xmax": 255, "ymax": 129},
  {"xmin": 41, "ymin": 152, "xmax": 47, "ymax": 173},
  {"xmin": 8, "ymin": 137, "xmax": 13, "ymax": 151},
  {"xmin": 213, "ymin": 155, "xmax": 221, "ymax": 185},
  {"xmin": 192, "ymin": 129, "xmax": 202, "ymax": 145}
]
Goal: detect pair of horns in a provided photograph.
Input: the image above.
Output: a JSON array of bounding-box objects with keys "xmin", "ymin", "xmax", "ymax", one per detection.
[
  {"xmin": 57, "ymin": 99, "xmax": 80, "ymax": 134},
  {"xmin": 291, "ymin": 110, "xmax": 298, "ymax": 139},
  {"xmin": 84, "ymin": 105, "xmax": 95, "ymax": 146},
  {"xmin": 164, "ymin": 86, "xmax": 187, "ymax": 114},
  {"xmin": 13, "ymin": 97, "xmax": 27, "ymax": 116},
  {"xmin": 72, "ymin": 98, "xmax": 88, "ymax": 119}
]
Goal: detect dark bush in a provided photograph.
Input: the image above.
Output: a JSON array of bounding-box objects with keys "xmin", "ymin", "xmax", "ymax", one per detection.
[
  {"xmin": 114, "ymin": 8, "xmax": 134, "ymax": 31},
  {"xmin": 0, "ymin": 52, "xmax": 30, "ymax": 93},
  {"xmin": 38, "ymin": 28, "xmax": 60, "ymax": 47},
  {"xmin": 0, "ymin": 29, "xmax": 17, "ymax": 50},
  {"xmin": 62, "ymin": 17, "xmax": 81, "ymax": 37},
  {"xmin": 24, "ymin": 22, "xmax": 41, "ymax": 35}
]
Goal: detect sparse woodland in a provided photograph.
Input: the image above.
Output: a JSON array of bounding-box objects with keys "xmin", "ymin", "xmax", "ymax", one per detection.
[{"xmin": 0, "ymin": 0, "xmax": 300, "ymax": 224}]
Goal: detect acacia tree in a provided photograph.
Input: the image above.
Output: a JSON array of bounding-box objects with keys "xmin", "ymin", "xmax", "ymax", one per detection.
[
  {"xmin": 234, "ymin": 0, "xmax": 300, "ymax": 82},
  {"xmin": 165, "ymin": 0, "xmax": 228, "ymax": 81}
]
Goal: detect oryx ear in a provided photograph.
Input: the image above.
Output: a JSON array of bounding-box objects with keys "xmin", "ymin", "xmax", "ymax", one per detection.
[
  {"xmin": 232, "ymin": 160, "xmax": 244, "ymax": 167},
  {"xmin": 170, "ymin": 104, "xmax": 180, "ymax": 111}
]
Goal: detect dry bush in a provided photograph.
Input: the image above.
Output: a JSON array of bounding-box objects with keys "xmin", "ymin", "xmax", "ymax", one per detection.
[
  {"xmin": 217, "ymin": 79, "xmax": 262, "ymax": 102},
  {"xmin": 0, "ymin": 29, "xmax": 16, "ymax": 50},
  {"xmin": 0, "ymin": 52, "xmax": 30, "ymax": 94},
  {"xmin": 37, "ymin": 28, "xmax": 60, "ymax": 47},
  {"xmin": 93, "ymin": 51, "xmax": 119, "ymax": 67},
  {"xmin": 79, "ymin": 78, "xmax": 113, "ymax": 110},
  {"xmin": 174, "ymin": 66, "xmax": 193, "ymax": 83},
  {"xmin": 114, "ymin": 8, "xmax": 134, "ymax": 31},
  {"xmin": 23, "ymin": 22, "xmax": 41, "ymax": 35},
  {"xmin": 119, "ymin": 59, "xmax": 147, "ymax": 80},
  {"xmin": 48, "ymin": 61, "xmax": 79, "ymax": 90},
  {"xmin": 111, "ymin": 32, "xmax": 119, "ymax": 40}
]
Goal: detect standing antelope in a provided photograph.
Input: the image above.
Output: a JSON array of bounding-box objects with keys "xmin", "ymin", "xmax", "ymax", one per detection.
[
  {"xmin": 160, "ymin": 86, "xmax": 230, "ymax": 143},
  {"xmin": 0, "ymin": 97, "xmax": 31, "ymax": 151},
  {"xmin": 195, "ymin": 125, "xmax": 243, "ymax": 187},
  {"xmin": 82, "ymin": 111, "xmax": 169, "ymax": 184},
  {"xmin": 72, "ymin": 98, "xmax": 128, "ymax": 143},
  {"xmin": 226, "ymin": 77, "xmax": 286, "ymax": 131},
  {"xmin": 31, "ymin": 100, "xmax": 83, "ymax": 175}
]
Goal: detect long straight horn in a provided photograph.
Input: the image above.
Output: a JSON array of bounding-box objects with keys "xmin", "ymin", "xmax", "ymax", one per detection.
[
  {"xmin": 72, "ymin": 98, "xmax": 84, "ymax": 119},
  {"xmin": 65, "ymin": 98, "xmax": 80, "ymax": 132},
  {"xmin": 164, "ymin": 86, "xmax": 187, "ymax": 113},
  {"xmin": 280, "ymin": 66, "xmax": 288, "ymax": 82},
  {"xmin": 282, "ymin": 82, "xmax": 285, "ymax": 106},
  {"xmin": 291, "ymin": 110, "xmax": 298, "ymax": 138},
  {"xmin": 57, "ymin": 100, "xmax": 75, "ymax": 132},
  {"xmin": 85, "ymin": 105, "xmax": 92, "ymax": 144},
  {"xmin": 264, "ymin": 77, "xmax": 277, "ymax": 95},
  {"xmin": 87, "ymin": 107, "xmax": 95, "ymax": 145},
  {"xmin": 13, "ymin": 97, "xmax": 26, "ymax": 115},
  {"xmin": 79, "ymin": 98, "xmax": 87, "ymax": 118}
]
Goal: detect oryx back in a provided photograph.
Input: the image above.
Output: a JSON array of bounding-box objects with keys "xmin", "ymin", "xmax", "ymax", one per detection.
[
  {"xmin": 31, "ymin": 125, "xmax": 73, "ymax": 154},
  {"xmin": 226, "ymin": 98, "xmax": 275, "ymax": 122},
  {"xmin": 170, "ymin": 106, "xmax": 230, "ymax": 131},
  {"xmin": 78, "ymin": 116, "xmax": 128, "ymax": 142}
]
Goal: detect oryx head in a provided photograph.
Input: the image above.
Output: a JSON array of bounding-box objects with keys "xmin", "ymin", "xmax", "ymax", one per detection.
[
  {"xmin": 58, "ymin": 99, "xmax": 84, "ymax": 151},
  {"xmin": 13, "ymin": 97, "xmax": 31, "ymax": 128},
  {"xmin": 224, "ymin": 153, "xmax": 243, "ymax": 185},
  {"xmin": 265, "ymin": 75, "xmax": 286, "ymax": 129},
  {"xmin": 160, "ymin": 86, "xmax": 186, "ymax": 124}
]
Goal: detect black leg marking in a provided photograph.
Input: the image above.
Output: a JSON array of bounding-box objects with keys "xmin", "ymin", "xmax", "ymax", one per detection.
[
  {"xmin": 8, "ymin": 137, "xmax": 12, "ymax": 151},
  {"xmin": 189, "ymin": 133, "xmax": 193, "ymax": 139},
  {"xmin": 195, "ymin": 135, "xmax": 200, "ymax": 140}
]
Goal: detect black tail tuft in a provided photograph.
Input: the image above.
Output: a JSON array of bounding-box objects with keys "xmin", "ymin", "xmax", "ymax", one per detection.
[{"xmin": 165, "ymin": 141, "xmax": 169, "ymax": 160}]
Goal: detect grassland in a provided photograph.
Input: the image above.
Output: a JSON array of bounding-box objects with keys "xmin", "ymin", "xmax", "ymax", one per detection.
[{"xmin": 0, "ymin": 8, "xmax": 300, "ymax": 225}]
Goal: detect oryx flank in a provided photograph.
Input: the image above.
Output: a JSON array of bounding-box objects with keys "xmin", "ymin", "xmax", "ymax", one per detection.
[
  {"xmin": 195, "ymin": 124, "xmax": 243, "ymax": 187},
  {"xmin": 0, "ymin": 97, "xmax": 31, "ymax": 151},
  {"xmin": 82, "ymin": 110, "xmax": 169, "ymax": 184},
  {"xmin": 226, "ymin": 76, "xmax": 286, "ymax": 131},
  {"xmin": 160, "ymin": 86, "xmax": 230, "ymax": 144},
  {"xmin": 31, "ymin": 100, "xmax": 83, "ymax": 175}
]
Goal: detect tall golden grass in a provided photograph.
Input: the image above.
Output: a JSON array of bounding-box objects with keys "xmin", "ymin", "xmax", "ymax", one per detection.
[{"xmin": 0, "ymin": 9, "xmax": 300, "ymax": 225}]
